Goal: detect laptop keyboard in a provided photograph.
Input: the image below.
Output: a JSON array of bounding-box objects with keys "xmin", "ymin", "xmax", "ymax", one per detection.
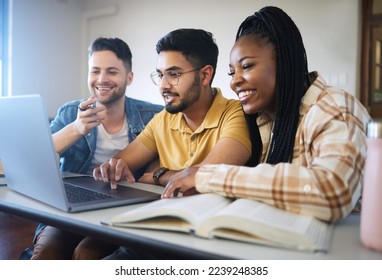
[{"xmin": 64, "ymin": 182, "xmax": 116, "ymax": 203}]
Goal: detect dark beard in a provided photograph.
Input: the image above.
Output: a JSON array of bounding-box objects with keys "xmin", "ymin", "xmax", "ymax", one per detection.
[
  {"xmin": 165, "ymin": 76, "xmax": 201, "ymax": 114},
  {"xmin": 165, "ymin": 100, "xmax": 187, "ymax": 114},
  {"xmin": 98, "ymin": 90, "xmax": 126, "ymax": 106}
]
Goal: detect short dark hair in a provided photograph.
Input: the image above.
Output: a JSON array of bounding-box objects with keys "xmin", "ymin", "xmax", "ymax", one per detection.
[
  {"xmin": 155, "ymin": 28, "xmax": 219, "ymax": 84},
  {"xmin": 88, "ymin": 37, "xmax": 132, "ymax": 71}
]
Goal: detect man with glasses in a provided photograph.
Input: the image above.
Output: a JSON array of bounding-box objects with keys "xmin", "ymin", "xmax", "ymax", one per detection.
[{"xmin": 93, "ymin": 28, "xmax": 252, "ymax": 259}]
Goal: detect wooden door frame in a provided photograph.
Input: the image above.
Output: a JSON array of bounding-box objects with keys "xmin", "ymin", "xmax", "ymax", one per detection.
[
  {"xmin": 361, "ymin": 0, "xmax": 382, "ymax": 113},
  {"xmin": 360, "ymin": 0, "xmax": 371, "ymax": 110}
]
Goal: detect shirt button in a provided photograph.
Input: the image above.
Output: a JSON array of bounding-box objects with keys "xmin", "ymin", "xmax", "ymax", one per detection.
[
  {"xmin": 303, "ymin": 184, "xmax": 311, "ymax": 194},
  {"xmin": 190, "ymin": 152, "xmax": 194, "ymax": 157},
  {"xmin": 190, "ymin": 135, "xmax": 195, "ymax": 141}
]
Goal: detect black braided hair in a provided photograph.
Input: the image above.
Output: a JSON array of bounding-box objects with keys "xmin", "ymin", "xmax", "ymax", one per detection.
[
  {"xmin": 244, "ymin": 113, "xmax": 262, "ymax": 167},
  {"xmin": 236, "ymin": 6, "xmax": 310, "ymax": 164}
]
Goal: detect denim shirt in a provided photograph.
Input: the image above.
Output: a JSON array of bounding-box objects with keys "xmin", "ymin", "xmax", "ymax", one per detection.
[{"xmin": 51, "ymin": 96, "xmax": 163, "ymax": 175}]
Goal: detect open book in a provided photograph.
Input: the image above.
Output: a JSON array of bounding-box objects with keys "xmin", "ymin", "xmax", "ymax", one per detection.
[{"xmin": 101, "ymin": 193, "xmax": 332, "ymax": 252}]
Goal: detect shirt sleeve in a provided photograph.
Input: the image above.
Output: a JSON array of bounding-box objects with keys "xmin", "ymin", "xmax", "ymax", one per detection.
[
  {"xmin": 218, "ymin": 100, "xmax": 252, "ymax": 155},
  {"xmin": 49, "ymin": 102, "xmax": 78, "ymax": 134},
  {"xmin": 50, "ymin": 111, "xmax": 65, "ymax": 134}
]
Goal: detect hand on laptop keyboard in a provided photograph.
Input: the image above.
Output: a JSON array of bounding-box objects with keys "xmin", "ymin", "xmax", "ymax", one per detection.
[{"xmin": 93, "ymin": 158, "xmax": 135, "ymax": 190}]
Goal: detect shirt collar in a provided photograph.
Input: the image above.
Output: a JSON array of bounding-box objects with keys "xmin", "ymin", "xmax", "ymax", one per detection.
[
  {"xmin": 300, "ymin": 72, "xmax": 328, "ymax": 116},
  {"xmin": 170, "ymin": 88, "xmax": 226, "ymax": 133}
]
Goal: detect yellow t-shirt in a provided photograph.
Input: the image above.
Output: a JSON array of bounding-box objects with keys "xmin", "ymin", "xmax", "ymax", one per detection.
[{"xmin": 136, "ymin": 88, "xmax": 251, "ymax": 170}]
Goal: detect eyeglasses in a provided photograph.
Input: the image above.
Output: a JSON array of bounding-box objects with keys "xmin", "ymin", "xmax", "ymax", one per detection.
[{"xmin": 150, "ymin": 67, "xmax": 202, "ymax": 86}]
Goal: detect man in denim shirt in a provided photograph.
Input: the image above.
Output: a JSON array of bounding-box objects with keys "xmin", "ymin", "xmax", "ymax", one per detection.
[
  {"xmin": 51, "ymin": 96, "xmax": 162, "ymax": 176},
  {"xmin": 30, "ymin": 37, "xmax": 163, "ymax": 260}
]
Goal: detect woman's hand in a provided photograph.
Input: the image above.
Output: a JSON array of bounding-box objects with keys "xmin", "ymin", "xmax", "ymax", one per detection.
[{"xmin": 161, "ymin": 166, "xmax": 200, "ymax": 198}]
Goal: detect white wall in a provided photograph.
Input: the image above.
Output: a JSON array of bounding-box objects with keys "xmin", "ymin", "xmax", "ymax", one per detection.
[
  {"xmin": 81, "ymin": 0, "xmax": 361, "ymax": 106},
  {"xmin": 11, "ymin": 0, "xmax": 83, "ymax": 117},
  {"xmin": 10, "ymin": 0, "xmax": 360, "ymax": 117}
]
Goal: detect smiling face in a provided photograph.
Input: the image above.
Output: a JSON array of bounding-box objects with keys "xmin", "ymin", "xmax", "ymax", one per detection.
[
  {"xmin": 229, "ymin": 36, "xmax": 277, "ymax": 116},
  {"xmin": 156, "ymin": 50, "xmax": 202, "ymax": 114},
  {"xmin": 87, "ymin": 50, "xmax": 133, "ymax": 105}
]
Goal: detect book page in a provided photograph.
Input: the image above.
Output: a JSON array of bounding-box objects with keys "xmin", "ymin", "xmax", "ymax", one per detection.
[
  {"xmin": 0, "ymin": 160, "xmax": 6, "ymax": 186},
  {"xmin": 102, "ymin": 193, "xmax": 232, "ymax": 232},
  {"xmin": 106, "ymin": 216, "xmax": 193, "ymax": 233},
  {"xmin": 197, "ymin": 198, "xmax": 331, "ymax": 251}
]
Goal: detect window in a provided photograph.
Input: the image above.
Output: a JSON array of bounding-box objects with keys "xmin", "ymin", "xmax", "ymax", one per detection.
[
  {"xmin": 0, "ymin": 0, "xmax": 3, "ymax": 96},
  {"xmin": 1, "ymin": 0, "xmax": 10, "ymax": 97}
]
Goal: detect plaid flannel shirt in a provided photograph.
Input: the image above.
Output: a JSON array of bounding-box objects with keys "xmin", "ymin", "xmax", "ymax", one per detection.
[{"xmin": 195, "ymin": 73, "xmax": 371, "ymax": 222}]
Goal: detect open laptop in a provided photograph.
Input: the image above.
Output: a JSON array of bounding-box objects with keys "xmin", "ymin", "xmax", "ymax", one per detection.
[{"xmin": 0, "ymin": 95, "xmax": 160, "ymax": 212}]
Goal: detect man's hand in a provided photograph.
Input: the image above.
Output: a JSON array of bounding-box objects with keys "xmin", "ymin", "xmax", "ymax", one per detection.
[
  {"xmin": 161, "ymin": 166, "xmax": 200, "ymax": 198},
  {"xmin": 93, "ymin": 158, "xmax": 135, "ymax": 189},
  {"xmin": 75, "ymin": 96, "xmax": 106, "ymax": 136}
]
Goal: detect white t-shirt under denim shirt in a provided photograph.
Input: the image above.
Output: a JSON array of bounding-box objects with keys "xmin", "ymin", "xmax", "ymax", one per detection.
[{"xmin": 88, "ymin": 118, "xmax": 129, "ymax": 173}]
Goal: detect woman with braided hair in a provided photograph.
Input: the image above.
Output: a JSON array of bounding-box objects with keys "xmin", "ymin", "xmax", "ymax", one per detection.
[{"xmin": 163, "ymin": 6, "xmax": 371, "ymax": 222}]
